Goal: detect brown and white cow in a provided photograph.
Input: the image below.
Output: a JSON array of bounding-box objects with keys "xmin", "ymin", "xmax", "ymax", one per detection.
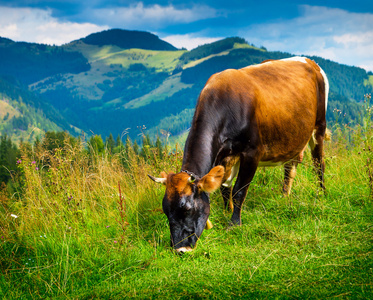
[{"xmin": 149, "ymin": 57, "xmax": 329, "ymax": 253}]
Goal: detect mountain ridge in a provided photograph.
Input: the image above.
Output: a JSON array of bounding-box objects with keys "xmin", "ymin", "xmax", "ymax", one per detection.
[{"xmin": 0, "ymin": 28, "xmax": 372, "ymax": 143}]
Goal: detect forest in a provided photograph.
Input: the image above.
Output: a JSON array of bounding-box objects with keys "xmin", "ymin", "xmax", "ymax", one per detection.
[
  {"xmin": 80, "ymin": 29, "xmax": 178, "ymax": 51},
  {"xmin": 0, "ymin": 130, "xmax": 165, "ymax": 190},
  {"xmin": 0, "ymin": 38, "xmax": 90, "ymax": 85}
]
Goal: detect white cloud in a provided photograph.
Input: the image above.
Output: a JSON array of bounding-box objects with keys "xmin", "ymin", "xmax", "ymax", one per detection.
[
  {"xmin": 162, "ymin": 34, "xmax": 222, "ymax": 50},
  {"xmin": 88, "ymin": 2, "xmax": 218, "ymax": 29},
  {"xmin": 0, "ymin": 7, "xmax": 108, "ymax": 45},
  {"xmin": 239, "ymin": 5, "xmax": 373, "ymax": 71}
]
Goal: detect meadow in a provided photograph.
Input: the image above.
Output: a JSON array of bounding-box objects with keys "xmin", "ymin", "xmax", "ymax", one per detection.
[{"xmin": 1, "ymin": 100, "xmax": 373, "ymax": 299}]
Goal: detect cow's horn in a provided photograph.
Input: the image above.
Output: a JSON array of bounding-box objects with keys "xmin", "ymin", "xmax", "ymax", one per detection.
[
  {"xmin": 205, "ymin": 218, "xmax": 213, "ymax": 230},
  {"xmin": 148, "ymin": 175, "xmax": 166, "ymax": 184}
]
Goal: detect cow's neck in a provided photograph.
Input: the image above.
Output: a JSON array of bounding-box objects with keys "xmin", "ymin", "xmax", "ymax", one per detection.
[{"xmin": 181, "ymin": 126, "xmax": 219, "ymax": 178}]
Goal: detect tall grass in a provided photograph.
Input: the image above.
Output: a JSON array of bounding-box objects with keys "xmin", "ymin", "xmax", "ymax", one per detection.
[{"xmin": 1, "ymin": 97, "xmax": 373, "ymax": 299}]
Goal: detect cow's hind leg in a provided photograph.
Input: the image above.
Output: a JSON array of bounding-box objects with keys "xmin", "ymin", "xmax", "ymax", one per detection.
[
  {"xmin": 283, "ymin": 161, "xmax": 298, "ymax": 196},
  {"xmin": 309, "ymin": 128, "xmax": 326, "ymax": 191}
]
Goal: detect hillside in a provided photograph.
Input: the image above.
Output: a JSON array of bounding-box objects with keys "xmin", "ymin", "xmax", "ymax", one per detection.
[
  {"xmin": 0, "ymin": 29, "xmax": 372, "ymax": 142},
  {"xmin": 0, "ymin": 38, "xmax": 90, "ymax": 85},
  {"xmin": 0, "ymin": 76, "xmax": 77, "ymax": 143}
]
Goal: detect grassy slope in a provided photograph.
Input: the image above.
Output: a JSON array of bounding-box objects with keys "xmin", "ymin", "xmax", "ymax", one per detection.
[
  {"xmin": 0, "ymin": 96, "xmax": 62, "ymax": 143},
  {"xmin": 364, "ymin": 75, "xmax": 373, "ymax": 88},
  {"xmin": 0, "ymin": 100, "xmax": 20, "ymax": 119},
  {"xmin": 45, "ymin": 43, "xmax": 188, "ymax": 107},
  {"xmin": 1, "ymin": 118, "xmax": 373, "ymax": 298},
  {"xmin": 122, "ymin": 74, "xmax": 193, "ymax": 109},
  {"xmin": 102, "ymin": 48, "xmax": 185, "ymax": 72},
  {"xmin": 182, "ymin": 42, "xmax": 259, "ymax": 70}
]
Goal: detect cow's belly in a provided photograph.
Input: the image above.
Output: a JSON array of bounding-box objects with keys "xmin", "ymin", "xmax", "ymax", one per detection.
[
  {"xmin": 258, "ymin": 142, "xmax": 308, "ymax": 167},
  {"xmin": 258, "ymin": 160, "xmax": 287, "ymax": 167}
]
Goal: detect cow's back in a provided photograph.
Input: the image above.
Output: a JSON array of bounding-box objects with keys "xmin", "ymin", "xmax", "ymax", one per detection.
[{"xmin": 196, "ymin": 57, "xmax": 327, "ymax": 164}]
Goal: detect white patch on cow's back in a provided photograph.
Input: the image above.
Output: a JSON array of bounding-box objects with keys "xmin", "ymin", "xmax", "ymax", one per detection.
[
  {"xmin": 247, "ymin": 56, "xmax": 307, "ymax": 69},
  {"xmin": 280, "ymin": 56, "xmax": 308, "ymax": 64}
]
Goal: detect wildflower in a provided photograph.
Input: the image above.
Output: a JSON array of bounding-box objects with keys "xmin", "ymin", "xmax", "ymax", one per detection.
[
  {"xmin": 31, "ymin": 161, "xmax": 36, "ymax": 164},
  {"xmin": 114, "ymin": 240, "xmax": 118, "ymax": 244},
  {"xmin": 35, "ymin": 167, "xmax": 39, "ymax": 171},
  {"xmin": 10, "ymin": 214, "xmax": 18, "ymax": 219},
  {"xmin": 16, "ymin": 160, "xmax": 21, "ymax": 164},
  {"xmin": 106, "ymin": 225, "xmax": 110, "ymax": 228}
]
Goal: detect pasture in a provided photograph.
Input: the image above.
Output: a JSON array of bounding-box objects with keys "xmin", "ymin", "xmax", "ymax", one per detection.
[{"xmin": 1, "ymin": 110, "xmax": 373, "ymax": 298}]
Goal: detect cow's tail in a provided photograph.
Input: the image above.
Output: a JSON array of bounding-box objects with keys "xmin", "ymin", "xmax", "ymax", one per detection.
[
  {"xmin": 319, "ymin": 64, "xmax": 330, "ymax": 141},
  {"xmin": 319, "ymin": 66, "xmax": 329, "ymax": 112}
]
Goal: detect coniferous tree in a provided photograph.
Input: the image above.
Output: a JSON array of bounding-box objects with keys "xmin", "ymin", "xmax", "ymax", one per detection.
[
  {"xmin": 106, "ymin": 133, "xmax": 115, "ymax": 154},
  {"xmin": 88, "ymin": 135, "xmax": 105, "ymax": 155}
]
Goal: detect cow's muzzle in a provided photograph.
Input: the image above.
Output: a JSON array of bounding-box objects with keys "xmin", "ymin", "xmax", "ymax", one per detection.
[{"xmin": 175, "ymin": 246, "xmax": 193, "ymax": 254}]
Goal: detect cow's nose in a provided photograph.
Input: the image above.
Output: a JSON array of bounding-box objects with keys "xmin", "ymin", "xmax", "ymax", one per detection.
[{"xmin": 175, "ymin": 246, "xmax": 193, "ymax": 254}]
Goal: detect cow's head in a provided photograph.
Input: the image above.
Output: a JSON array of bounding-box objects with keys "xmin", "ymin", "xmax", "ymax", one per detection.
[{"xmin": 148, "ymin": 166, "xmax": 224, "ymax": 253}]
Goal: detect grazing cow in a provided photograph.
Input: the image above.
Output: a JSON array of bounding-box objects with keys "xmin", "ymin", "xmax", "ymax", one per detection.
[{"xmin": 149, "ymin": 57, "xmax": 329, "ymax": 253}]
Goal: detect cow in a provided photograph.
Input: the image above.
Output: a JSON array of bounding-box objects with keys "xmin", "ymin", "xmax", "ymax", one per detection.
[{"xmin": 149, "ymin": 57, "xmax": 329, "ymax": 253}]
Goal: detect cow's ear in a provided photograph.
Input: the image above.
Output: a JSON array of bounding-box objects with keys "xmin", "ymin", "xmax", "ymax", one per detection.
[
  {"xmin": 148, "ymin": 171, "xmax": 168, "ymax": 185},
  {"xmin": 197, "ymin": 166, "xmax": 225, "ymax": 193}
]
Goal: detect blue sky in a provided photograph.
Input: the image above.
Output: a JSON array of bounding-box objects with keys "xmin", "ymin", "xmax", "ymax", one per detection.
[{"xmin": 0, "ymin": 1, "xmax": 372, "ymax": 71}]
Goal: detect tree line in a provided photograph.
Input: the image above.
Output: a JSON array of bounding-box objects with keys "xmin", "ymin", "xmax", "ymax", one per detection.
[{"xmin": 0, "ymin": 131, "xmax": 169, "ymax": 191}]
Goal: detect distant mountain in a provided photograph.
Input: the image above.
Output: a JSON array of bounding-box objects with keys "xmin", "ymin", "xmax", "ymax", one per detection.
[
  {"xmin": 78, "ymin": 29, "xmax": 178, "ymax": 51},
  {"xmin": 0, "ymin": 29, "xmax": 372, "ymax": 143}
]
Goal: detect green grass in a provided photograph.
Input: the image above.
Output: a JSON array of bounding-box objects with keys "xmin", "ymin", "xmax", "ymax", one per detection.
[
  {"xmin": 122, "ymin": 74, "xmax": 193, "ymax": 109},
  {"xmin": 182, "ymin": 43, "xmax": 262, "ymax": 71},
  {"xmin": 182, "ymin": 50, "xmax": 231, "ymax": 70},
  {"xmin": 1, "ymin": 122, "xmax": 373, "ymax": 299},
  {"xmin": 0, "ymin": 99, "xmax": 20, "ymax": 120},
  {"xmin": 102, "ymin": 48, "xmax": 185, "ymax": 72},
  {"xmin": 364, "ymin": 75, "xmax": 373, "ymax": 88}
]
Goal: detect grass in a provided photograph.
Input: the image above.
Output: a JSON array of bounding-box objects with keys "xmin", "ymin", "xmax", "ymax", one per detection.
[
  {"xmin": 1, "ymin": 117, "xmax": 373, "ymax": 298},
  {"xmin": 102, "ymin": 49, "xmax": 185, "ymax": 72},
  {"xmin": 122, "ymin": 74, "xmax": 193, "ymax": 109},
  {"xmin": 0, "ymin": 99, "xmax": 20, "ymax": 120},
  {"xmin": 364, "ymin": 75, "xmax": 373, "ymax": 88}
]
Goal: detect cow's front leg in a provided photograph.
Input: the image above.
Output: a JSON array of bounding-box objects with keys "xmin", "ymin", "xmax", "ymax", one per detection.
[{"xmin": 230, "ymin": 154, "xmax": 259, "ymax": 225}]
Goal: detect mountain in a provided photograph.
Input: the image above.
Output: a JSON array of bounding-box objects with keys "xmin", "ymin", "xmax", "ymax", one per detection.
[
  {"xmin": 78, "ymin": 29, "xmax": 178, "ymax": 51},
  {"xmin": 0, "ymin": 29, "xmax": 372, "ymax": 143}
]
